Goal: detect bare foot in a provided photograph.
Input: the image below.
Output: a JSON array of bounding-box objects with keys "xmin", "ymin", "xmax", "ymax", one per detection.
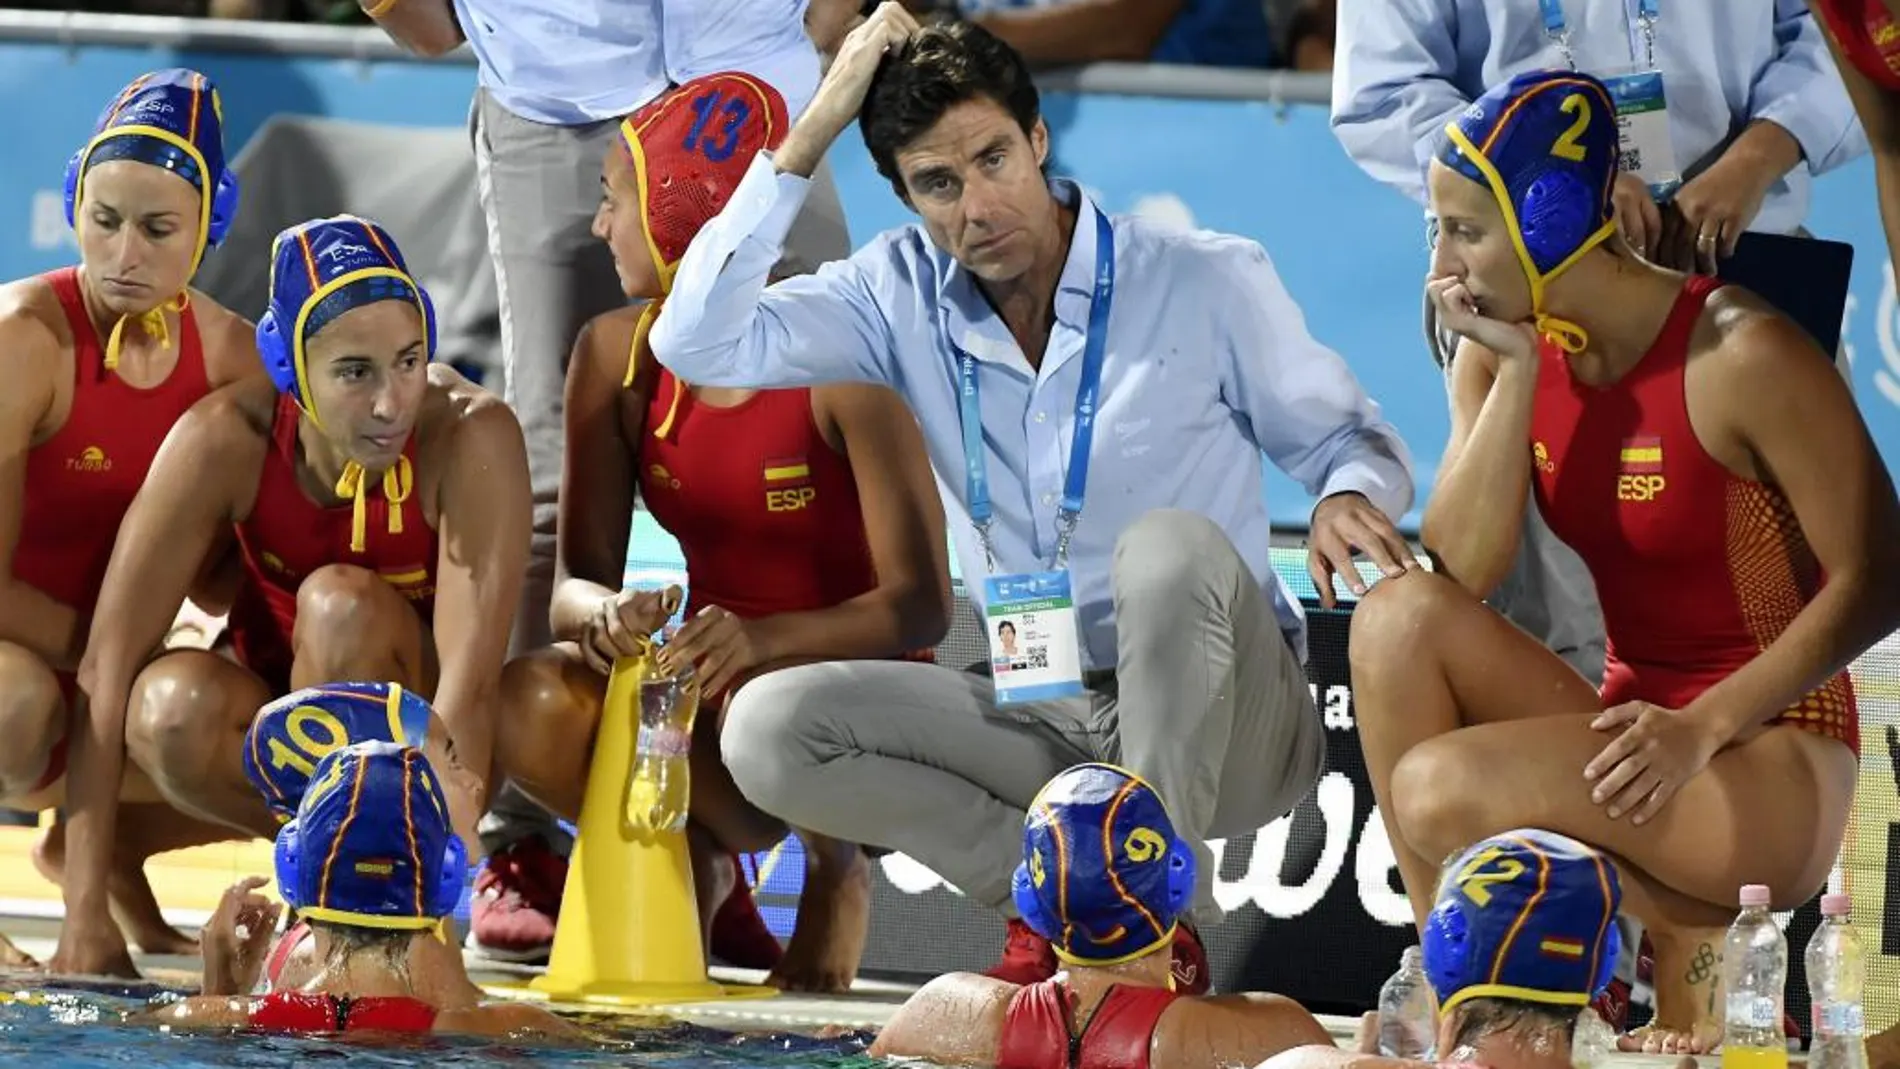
[
  {"xmin": 0, "ymin": 932, "xmax": 38, "ymax": 969},
  {"xmin": 33, "ymin": 810, "xmax": 211, "ymax": 956},
  {"xmin": 1619, "ymin": 924, "xmax": 1725, "ymax": 1054},
  {"xmin": 768, "ymin": 837, "xmax": 870, "ymax": 994}
]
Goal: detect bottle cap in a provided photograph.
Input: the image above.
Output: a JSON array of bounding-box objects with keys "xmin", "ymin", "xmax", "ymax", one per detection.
[
  {"xmin": 1821, "ymin": 893, "xmax": 1851, "ymax": 917},
  {"xmin": 1739, "ymin": 884, "xmax": 1771, "ymax": 907}
]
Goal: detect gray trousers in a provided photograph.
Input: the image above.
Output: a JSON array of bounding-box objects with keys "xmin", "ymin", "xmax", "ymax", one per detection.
[
  {"xmin": 719, "ymin": 509, "xmax": 1327, "ymax": 927},
  {"xmin": 469, "ymin": 88, "xmax": 853, "ymax": 857}
]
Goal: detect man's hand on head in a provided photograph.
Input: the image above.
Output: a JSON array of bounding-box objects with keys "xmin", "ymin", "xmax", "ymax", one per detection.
[{"xmin": 777, "ymin": 2, "xmax": 923, "ymax": 177}]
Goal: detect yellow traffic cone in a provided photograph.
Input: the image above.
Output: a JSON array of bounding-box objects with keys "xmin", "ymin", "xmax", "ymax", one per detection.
[{"xmin": 523, "ymin": 646, "xmax": 773, "ymax": 1008}]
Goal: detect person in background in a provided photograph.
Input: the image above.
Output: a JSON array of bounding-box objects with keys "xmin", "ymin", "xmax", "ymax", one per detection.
[
  {"xmin": 871, "ymin": 764, "xmax": 1334, "ymax": 1067},
  {"xmin": 896, "ymin": 0, "xmax": 1275, "ymax": 68},
  {"xmin": 12, "ymin": 68, "xmax": 267, "ymax": 976},
  {"xmin": 353, "ymin": 0, "xmax": 856, "ymax": 966},
  {"xmin": 1260, "ymin": 829, "xmax": 1626, "ymax": 1069},
  {"xmin": 648, "ymin": 5, "xmax": 1415, "ymax": 993},
  {"xmin": 142, "ymin": 742, "xmax": 580, "ymax": 1041},
  {"xmin": 496, "ymin": 71, "xmax": 950, "ymax": 994}
]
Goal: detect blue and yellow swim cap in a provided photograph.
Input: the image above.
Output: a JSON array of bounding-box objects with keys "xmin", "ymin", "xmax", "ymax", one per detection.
[
  {"xmin": 1422, "ymin": 829, "xmax": 1622, "ymax": 1015},
  {"xmin": 63, "ymin": 68, "xmax": 241, "ymax": 370},
  {"xmin": 1438, "ymin": 69, "xmax": 1621, "ymax": 353},
  {"xmin": 255, "ymin": 215, "xmax": 438, "ymax": 552},
  {"xmin": 243, "ymin": 682, "xmax": 436, "ymax": 823},
  {"xmin": 1010, "ymin": 764, "xmax": 1196, "ymax": 967},
  {"xmin": 273, "ymin": 741, "xmax": 467, "ymax": 931}
]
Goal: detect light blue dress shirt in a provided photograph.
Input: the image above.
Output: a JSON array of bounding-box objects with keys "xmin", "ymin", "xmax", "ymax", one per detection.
[
  {"xmin": 451, "ymin": 0, "xmax": 820, "ymax": 126},
  {"xmin": 649, "ymin": 153, "xmax": 1416, "ymax": 668},
  {"xmin": 1330, "ymin": 0, "xmax": 1867, "ymax": 234}
]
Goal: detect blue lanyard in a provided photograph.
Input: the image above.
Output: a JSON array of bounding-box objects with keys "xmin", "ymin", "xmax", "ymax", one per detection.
[
  {"xmin": 958, "ymin": 208, "xmax": 1115, "ymax": 573},
  {"xmin": 1538, "ymin": 0, "xmax": 1659, "ymax": 68}
]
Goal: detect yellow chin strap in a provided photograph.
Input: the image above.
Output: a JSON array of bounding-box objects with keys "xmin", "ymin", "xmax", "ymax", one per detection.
[
  {"xmin": 616, "ymin": 117, "xmax": 687, "ymax": 440},
  {"xmin": 286, "ymin": 264, "xmax": 429, "ymax": 555},
  {"xmin": 103, "ymin": 291, "xmax": 190, "ymax": 372},
  {"xmin": 1443, "ymin": 125, "xmax": 1617, "ymax": 355},
  {"xmin": 333, "ymin": 456, "xmax": 415, "ymax": 555}
]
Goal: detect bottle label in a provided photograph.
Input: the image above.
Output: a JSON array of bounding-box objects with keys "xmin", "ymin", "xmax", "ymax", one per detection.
[
  {"xmin": 636, "ymin": 723, "xmax": 692, "ymax": 760},
  {"xmin": 1815, "ymin": 1001, "xmax": 1865, "ymax": 1036},
  {"xmin": 1727, "ymin": 994, "xmax": 1780, "ymax": 1030}
]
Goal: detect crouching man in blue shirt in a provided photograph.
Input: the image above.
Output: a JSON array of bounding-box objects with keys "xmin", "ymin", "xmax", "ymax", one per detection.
[{"xmin": 648, "ymin": 2, "xmax": 1417, "ymax": 993}]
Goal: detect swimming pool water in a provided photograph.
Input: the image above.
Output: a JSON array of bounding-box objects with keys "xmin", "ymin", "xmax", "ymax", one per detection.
[{"xmin": 1, "ymin": 981, "xmax": 889, "ymax": 1069}]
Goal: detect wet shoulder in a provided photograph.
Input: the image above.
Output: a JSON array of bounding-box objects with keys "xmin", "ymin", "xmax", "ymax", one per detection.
[
  {"xmin": 423, "ymin": 363, "xmax": 525, "ymax": 455},
  {"xmin": 574, "ymin": 304, "xmax": 647, "ymax": 385},
  {"xmin": 1693, "ymin": 282, "xmax": 1826, "ymax": 377},
  {"xmin": 0, "ymin": 277, "xmax": 71, "ymax": 422},
  {"xmin": 191, "ymin": 375, "xmax": 281, "ymax": 447}
]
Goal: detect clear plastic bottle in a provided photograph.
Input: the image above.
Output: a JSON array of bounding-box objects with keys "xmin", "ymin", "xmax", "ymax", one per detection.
[
  {"xmin": 1379, "ymin": 946, "xmax": 1438, "ymax": 1060},
  {"xmin": 617, "ymin": 650, "xmax": 700, "ymax": 834},
  {"xmin": 1721, "ymin": 883, "xmax": 1789, "ymax": 1069},
  {"xmin": 1807, "ymin": 893, "xmax": 1868, "ymax": 1069}
]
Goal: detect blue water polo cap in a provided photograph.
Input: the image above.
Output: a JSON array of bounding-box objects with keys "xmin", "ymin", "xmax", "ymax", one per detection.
[
  {"xmin": 255, "ymin": 214, "xmax": 438, "ymax": 424},
  {"xmin": 1011, "ymin": 763, "xmax": 1196, "ymax": 967},
  {"xmin": 244, "ymin": 681, "xmax": 437, "ymax": 822},
  {"xmin": 273, "ymin": 741, "xmax": 466, "ymax": 930},
  {"xmin": 1423, "ymin": 828, "xmax": 1623, "ymax": 1015},
  {"xmin": 1438, "ymin": 69, "xmax": 1621, "ymax": 353},
  {"xmin": 64, "ymin": 67, "xmax": 240, "ymax": 272}
]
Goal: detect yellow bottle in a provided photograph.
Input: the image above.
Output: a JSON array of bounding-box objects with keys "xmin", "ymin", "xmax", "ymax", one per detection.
[{"xmin": 621, "ymin": 649, "xmax": 699, "ymax": 835}]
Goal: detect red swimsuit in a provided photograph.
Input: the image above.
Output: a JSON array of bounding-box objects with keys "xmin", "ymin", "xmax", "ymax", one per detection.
[{"xmin": 997, "ymin": 981, "xmax": 1180, "ymax": 1069}]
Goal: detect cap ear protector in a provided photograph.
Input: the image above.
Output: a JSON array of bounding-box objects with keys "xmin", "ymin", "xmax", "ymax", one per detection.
[
  {"xmin": 273, "ymin": 818, "xmax": 467, "ymax": 923},
  {"xmin": 63, "ymin": 144, "xmax": 240, "ymax": 249}
]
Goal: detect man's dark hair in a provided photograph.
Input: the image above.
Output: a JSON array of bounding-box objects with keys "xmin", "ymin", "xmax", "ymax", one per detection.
[
  {"xmin": 1447, "ymin": 996, "xmax": 1582, "ymax": 1053},
  {"xmin": 859, "ymin": 19, "xmax": 1041, "ymax": 199}
]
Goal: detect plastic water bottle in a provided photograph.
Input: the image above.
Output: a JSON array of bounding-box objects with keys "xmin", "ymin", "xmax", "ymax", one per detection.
[
  {"xmin": 1378, "ymin": 946, "xmax": 1438, "ymax": 1060},
  {"xmin": 620, "ymin": 651, "xmax": 700, "ymax": 834},
  {"xmin": 1721, "ymin": 884, "xmax": 1789, "ymax": 1069},
  {"xmin": 1807, "ymin": 893, "xmax": 1868, "ymax": 1069}
]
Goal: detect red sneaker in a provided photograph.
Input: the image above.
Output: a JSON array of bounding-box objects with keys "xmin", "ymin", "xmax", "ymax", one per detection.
[
  {"xmin": 1592, "ymin": 977, "xmax": 1633, "ymax": 1032},
  {"xmin": 985, "ymin": 918, "xmax": 1058, "ymax": 985},
  {"xmin": 467, "ymin": 838, "xmax": 566, "ymax": 964},
  {"xmin": 709, "ymin": 853, "xmax": 783, "ymax": 970},
  {"xmin": 1171, "ymin": 923, "xmax": 1211, "ymax": 995}
]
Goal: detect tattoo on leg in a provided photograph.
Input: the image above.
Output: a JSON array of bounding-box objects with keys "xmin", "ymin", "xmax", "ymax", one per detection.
[{"xmin": 1686, "ymin": 942, "xmax": 1718, "ymax": 987}]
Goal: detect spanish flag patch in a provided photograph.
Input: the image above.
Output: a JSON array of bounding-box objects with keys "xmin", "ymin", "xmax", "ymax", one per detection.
[
  {"xmin": 1539, "ymin": 936, "xmax": 1586, "ymax": 959},
  {"xmin": 1618, "ymin": 436, "xmax": 1663, "ymax": 474}
]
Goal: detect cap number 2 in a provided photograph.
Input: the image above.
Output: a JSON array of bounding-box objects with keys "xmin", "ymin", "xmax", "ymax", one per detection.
[
  {"xmin": 1455, "ymin": 845, "xmax": 1526, "ymax": 908},
  {"xmin": 1550, "ymin": 94, "xmax": 1592, "ymax": 163}
]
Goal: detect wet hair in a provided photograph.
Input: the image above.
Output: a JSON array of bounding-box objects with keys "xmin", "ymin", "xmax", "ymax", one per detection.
[
  {"xmin": 859, "ymin": 19, "xmax": 1042, "ymax": 199},
  {"xmin": 310, "ymin": 919, "xmax": 415, "ymax": 978},
  {"xmin": 1447, "ymin": 996, "xmax": 1582, "ymax": 1052}
]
